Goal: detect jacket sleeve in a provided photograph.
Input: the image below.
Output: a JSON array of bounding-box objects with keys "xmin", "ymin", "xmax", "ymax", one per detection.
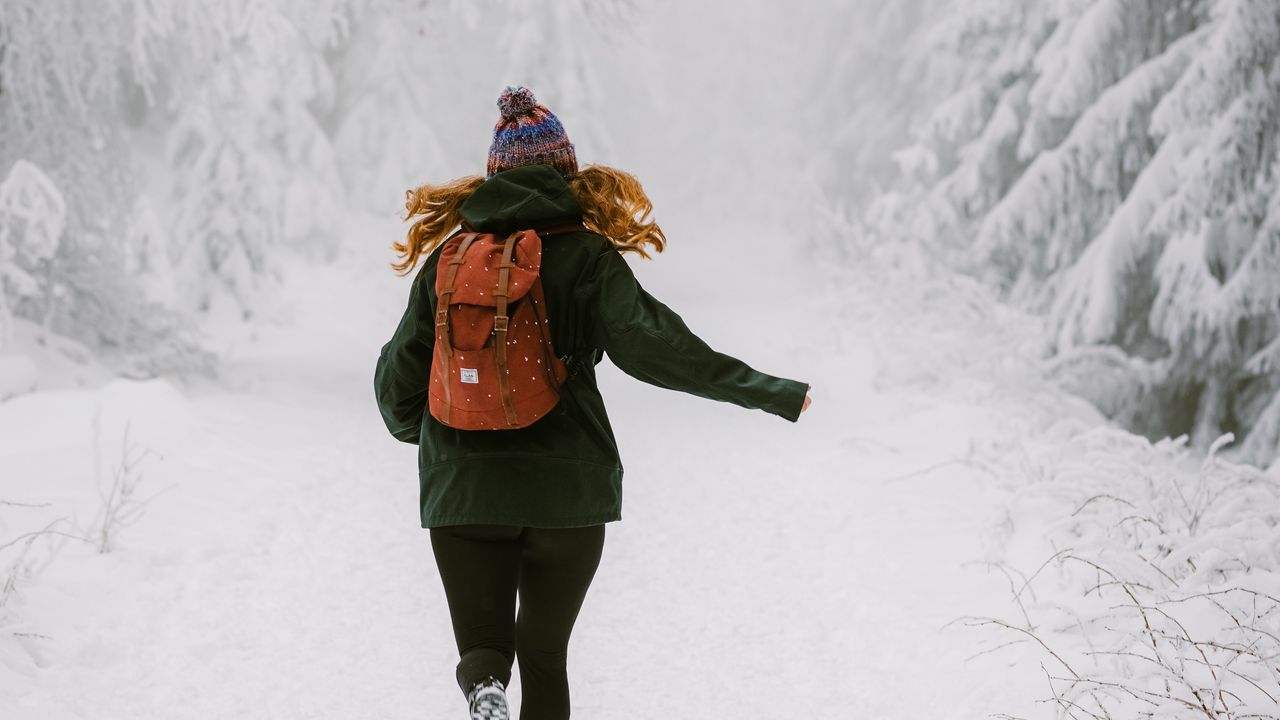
[
  {"xmin": 374, "ymin": 270, "xmax": 435, "ymax": 444},
  {"xmin": 580, "ymin": 247, "xmax": 809, "ymax": 422}
]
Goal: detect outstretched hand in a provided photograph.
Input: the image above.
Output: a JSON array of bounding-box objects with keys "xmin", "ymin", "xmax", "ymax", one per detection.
[{"xmin": 801, "ymin": 386, "xmax": 812, "ymax": 414}]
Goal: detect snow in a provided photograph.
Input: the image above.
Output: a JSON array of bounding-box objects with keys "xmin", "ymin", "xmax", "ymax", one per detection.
[
  {"xmin": 1, "ymin": 211, "xmax": 1068, "ymax": 718},
  {"xmin": 4, "ymin": 1, "xmax": 1280, "ymax": 716},
  {"xmin": 0, "ymin": 355, "xmax": 36, "ymax": 401}
]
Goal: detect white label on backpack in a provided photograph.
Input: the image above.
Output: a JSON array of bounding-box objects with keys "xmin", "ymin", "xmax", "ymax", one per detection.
[{"xmin": 459, "ymin": 368, "xmax": 479, "ymax": 384}]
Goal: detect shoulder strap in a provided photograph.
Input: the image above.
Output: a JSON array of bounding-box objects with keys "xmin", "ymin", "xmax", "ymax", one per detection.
[
  {"xmin": 435, "ymin": 232, "xmax": 479, "ymax": 425},
  {"xmin": 492, "ymin": 232, "xmax": 521, "ymax": 427},
  {"xmin": 436, "ymin": 232, "xmax": 480, "ymax": 356}
]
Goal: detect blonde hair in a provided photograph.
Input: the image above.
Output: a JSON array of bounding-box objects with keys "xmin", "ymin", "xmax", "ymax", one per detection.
[{"xmin": 392, "ymin": 164, "xmax": 666, "ymax": 275}]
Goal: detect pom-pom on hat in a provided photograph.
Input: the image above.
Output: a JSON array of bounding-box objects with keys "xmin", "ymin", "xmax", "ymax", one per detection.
[{"xmin": 487, "ymin": 86, "xmax": 578, "ymax": 178}]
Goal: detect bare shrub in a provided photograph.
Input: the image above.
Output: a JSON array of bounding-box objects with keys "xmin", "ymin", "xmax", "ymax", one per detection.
[
  {"xmin": 0, "ymin": 509, "xmax": 92, "ymax": 639},
  {"xmin": 89, "ymin": 416, "xmax": 164, "ymax": 554},
  {"xmin": 0, "ymin": 414, "xmax": 167, "ymax": 644},
  {"xmin": 970, "ymin": 430, "xmax": 1280, "ymax": 719}
]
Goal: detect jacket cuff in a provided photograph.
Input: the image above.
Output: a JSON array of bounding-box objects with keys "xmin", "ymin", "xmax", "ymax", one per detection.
[{"xmin": 773, "ymin": 378, "xmax": 810, "ymax": 423}]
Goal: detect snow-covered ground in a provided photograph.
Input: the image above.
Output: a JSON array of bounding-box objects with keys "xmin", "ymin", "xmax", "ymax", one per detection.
[{"xmin": 2, "ymin": 212, "xmax": 1090, "ymax": 719}]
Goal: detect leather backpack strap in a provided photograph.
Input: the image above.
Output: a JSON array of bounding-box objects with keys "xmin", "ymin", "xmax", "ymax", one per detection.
[
  {"xmin": 436, "ymin": 232, "xmax": 479, "ymax": 424},
  {"xmin": 437, "ymin": 232, "xmax": 479, "ymax": 355},
  {"xmin": 492, "ymin": 232, "xmax": 520, "ymax": 427}
]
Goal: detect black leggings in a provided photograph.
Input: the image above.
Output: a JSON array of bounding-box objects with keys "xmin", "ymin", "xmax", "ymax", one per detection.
[{"xmin": 429, "ymin": 523, "xmax": 606, "ymax": 720}]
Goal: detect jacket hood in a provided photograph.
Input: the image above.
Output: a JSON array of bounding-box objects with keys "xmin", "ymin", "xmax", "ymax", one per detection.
[{"xmin": 459, "ymin": 164, "xmax": 583, "ymax": 235}]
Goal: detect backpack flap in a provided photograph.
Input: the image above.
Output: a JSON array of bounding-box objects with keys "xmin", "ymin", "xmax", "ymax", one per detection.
[
  {"xmin": 436, "ymin": 229, "xmax": 542, "ymax": 307},
  {"xmin": 436, "ymin": 230, "xmax": 542, "ymax": 351}
]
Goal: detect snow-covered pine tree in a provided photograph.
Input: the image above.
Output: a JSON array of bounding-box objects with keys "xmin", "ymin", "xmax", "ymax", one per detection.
[
  {"xmin": 0, "ymin": 0, "xmax": 203, "ymax": 372},
  {"xmin": 972, "ymin": 0, "xmax": 1205, "ymax": 300},
  {"xmin": 855, "ymin": 0, "xmax": 1052, "ymax": 268},
  {"xmin": 1122, "ymin": 0, "xmax": 1279, "ymax": 460},
  {"xmin": 0, "ymin": 0, "xmax": 354, "ymax": 373},
  {"xmin": 157, "ymin": 1, "xmax": 349, "ymax": 318},
  {"xmin": 0, "ymin": 161, "xmax": 65, "ymax": 349},
  {"xmin": 328, "ymin": 0, "xmax": 455, "ymax": 212},
  {"xmin": 860, "ymin": 0, "xmax": 1280, "ymax": 465},
  {"xmin": 1040, "ymin": 0, "xmax": 1280, "ymax": 461},
  {"xmin": 816, "ymin": 1, "xmax": 950, "ymax": 207}
]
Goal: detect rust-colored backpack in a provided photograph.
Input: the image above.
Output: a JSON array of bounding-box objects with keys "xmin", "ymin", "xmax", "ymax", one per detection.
[{"xmin": 428, "ymin": 227, "xmax": 570, "ymax": 430}]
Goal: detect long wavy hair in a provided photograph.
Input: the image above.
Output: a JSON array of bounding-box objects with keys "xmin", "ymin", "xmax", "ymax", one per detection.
[{"xmin": 391, "ymin": 164, "xmax": 666, "ymax": 275}]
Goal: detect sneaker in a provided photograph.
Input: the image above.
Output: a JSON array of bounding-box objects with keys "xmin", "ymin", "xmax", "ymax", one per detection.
[{"xmin": 467, "ymin": 676, "xmax": 510, "ymax": 720}]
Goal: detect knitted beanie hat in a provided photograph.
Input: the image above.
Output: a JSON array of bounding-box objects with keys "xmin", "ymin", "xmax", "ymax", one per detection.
[{"xmin": 487, "ymin": 86, "xmax": 579, "ymax": 178}]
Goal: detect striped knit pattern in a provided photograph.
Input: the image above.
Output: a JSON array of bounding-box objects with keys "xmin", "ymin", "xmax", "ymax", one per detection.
[{"xmin": 487, "ymin": 86, "xmax": 578, "ymax": 178}]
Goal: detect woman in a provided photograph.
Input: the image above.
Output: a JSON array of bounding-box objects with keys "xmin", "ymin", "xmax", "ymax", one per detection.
[{"xmin": 374, "ymin": 86, "xmax": 811, "ymax": 720}]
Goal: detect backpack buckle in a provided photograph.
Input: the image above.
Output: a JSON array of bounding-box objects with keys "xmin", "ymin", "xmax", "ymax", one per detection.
[{"xmin": 492, "ymin": 315, "xmax": 509, "ymax": 333}]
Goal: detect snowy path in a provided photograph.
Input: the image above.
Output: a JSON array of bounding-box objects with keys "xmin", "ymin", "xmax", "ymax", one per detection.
[{"xmin": 4, "ymin": 216, "xmax": 1046, "ymax": 718}]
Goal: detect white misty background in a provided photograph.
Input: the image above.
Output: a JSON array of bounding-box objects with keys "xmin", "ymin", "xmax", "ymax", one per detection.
[{"xmin": 2, "ymin": 1, "xmax": 1279, "ymax": 719}]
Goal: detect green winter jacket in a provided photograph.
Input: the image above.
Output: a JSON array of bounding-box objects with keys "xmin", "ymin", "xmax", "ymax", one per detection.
[{"xmin": 374, "ymin": 164, "xmax": 808, "ymax": 528}]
